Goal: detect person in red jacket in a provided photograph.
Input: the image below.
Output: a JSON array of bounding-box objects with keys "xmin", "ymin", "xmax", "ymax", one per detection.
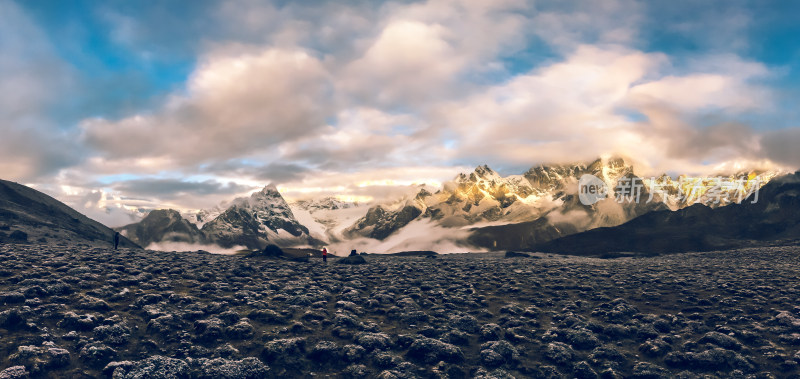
[{"xmin": 322, "ymin": 247, "xmax": 328, "ymax": 263}]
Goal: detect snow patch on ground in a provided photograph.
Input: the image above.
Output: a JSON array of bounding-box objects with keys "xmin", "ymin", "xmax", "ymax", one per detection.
[
  {"xmin": 289, "ymin": 205, "xmax": 328, "ymax": 239},
  {"xmin": 290, "ymin": 202, "xmax": 371, "ymax": 242}
]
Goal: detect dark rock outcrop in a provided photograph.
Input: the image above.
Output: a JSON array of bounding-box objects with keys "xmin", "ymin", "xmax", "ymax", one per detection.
[
  {"xmin": 116, "ymin": 209, "xmax": 203, "ymax": 247},
  {"xmin": 337, "ymin": 255, "xmax": 367, "ymax": 265}
]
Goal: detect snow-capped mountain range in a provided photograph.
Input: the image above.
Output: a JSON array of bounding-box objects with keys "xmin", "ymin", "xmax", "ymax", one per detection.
[
  {"xmin": 118, "ymin": 157, "xmax": 780, "ymax": 253},
  {"xmin": 118, "ymin": 185, "xmax": 319, "ymax": 251},
  {"xmin": 344, "ymin": 157, "xmax": 662, "ymax": 251},
  {"xmin": 290, "ymin": 197, "xmax": 367, "ymax": 243}
]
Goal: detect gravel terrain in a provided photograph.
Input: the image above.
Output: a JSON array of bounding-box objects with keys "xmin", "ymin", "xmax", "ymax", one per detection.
[{"xmin": 2, "ymin": 244, "xmax": 800, "ymax": 378}]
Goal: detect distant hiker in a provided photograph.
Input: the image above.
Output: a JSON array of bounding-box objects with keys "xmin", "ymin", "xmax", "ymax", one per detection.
[
  {"xmin": 322, "ymin": 247, "xmax": 328, "ymax": 263},
  {"xmin": 114, "ymin": 232, "xmax": 120, "ymax": 250},
  {"xmin": 350, "ymin": 249, "xmax": 357, "ymax": 256}
]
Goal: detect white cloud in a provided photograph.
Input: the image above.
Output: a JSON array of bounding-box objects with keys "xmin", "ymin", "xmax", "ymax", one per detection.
[
  {"xmin": 0, "ymin": 2, "xmax": 81, "ymax": 181},
  {"xmin": 277, "ymin": 165, "xmax": 467, "ymax": 203},
  {"xmin": 529, "ymin": 0, "xmax": 643, "ymax": 50},
  {"xmin": 82, "ymin": 47, "xmax": 332, "ymax": 165},
  {"xmin": 628, "ymin": 74, "xmax": 769, "ymax": 111},
  {"xmin": 326, "ymin": 218, "xmax": 477, "ymax": 254},
  {"xmin": 432, "ymin": 45, "xmax": 662, "ymax": 164},
  {"xmin": 427, "ymin": 45, "xmax": 782, "ymax": 176},
  {"xmin": 341, "ymin": 20, "xmax": 463, "ymax": 105},
  {"xmin": 338, "ymin": 0, "xmax": 530, "ymax": 107},
  {"xmin": 10, "ymin": 0, "xmax": 796, "ymax": 226}
]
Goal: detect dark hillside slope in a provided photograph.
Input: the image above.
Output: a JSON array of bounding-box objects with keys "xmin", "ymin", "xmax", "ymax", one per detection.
[
  {"xmin": 532, "ymin": 172, "xmax": 800, "ymax": 255},
  {"xmin": 0, "ymin": 179, "xmax": 139, "ymax": 247}
]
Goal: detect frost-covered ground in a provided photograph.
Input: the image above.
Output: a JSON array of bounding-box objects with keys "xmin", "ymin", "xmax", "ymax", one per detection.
[{"xmin": 1, "ymin": 245, "xmax": 800, "ymax": 378}]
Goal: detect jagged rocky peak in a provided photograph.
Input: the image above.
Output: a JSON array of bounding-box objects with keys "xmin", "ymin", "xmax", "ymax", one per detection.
[
  {"xmin": 247, "ymin": 185, "xmax": 295, "ymax": 214},
  {"xmin": 116, "ymin": 208, "xmax": 203, "ymax": 247},
  {"xmin": 415, "ymin": 188, "xmax": 433, "ymax": 200},
  {"xmin": 522, "ymin": 156, "xmax": 635, "ymax": 190},
  {"xmin": 523, "ymin": 161, "xmax": 587, "ymax": 188},
  {"xmin": 523, "ymin": 156, "xmax": 634, "ymax": 184},
  {"xmin": 599, "ymin": 155, "xmax": 629, "ymax": 169},
  {"xmin": 199, "ymin": 184, "xmax": 314, "ymax": 249},
  {"xmin": 147, "ymin": 208, "xmax": 182, "ymax": 220},
  {"xmin": 455, "ymin": 164, "xmax": 500, "ymax": 184},
  {"xmin": 345, "ymin": 201, "xmax": 423, "ymax": 241},
  {"xmin": 254, "ymin": 184, "xmax": 281, "ymax": 199},
  {"xmin": 244, "ymin": 185, "xmax": 308, "ymax": 233},
  {"xmin": 473, "ymin": 164, "xmax": 499, "ymax": 180},
  {"xmin": 293, "ymin": 196, "xmax": 356, "ymax": 211},
  {"xmin": 585, "ymin": 156, "xmax": 635, "ymax": 180}
]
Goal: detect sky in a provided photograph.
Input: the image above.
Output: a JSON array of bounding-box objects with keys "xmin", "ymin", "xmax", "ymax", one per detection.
[{"xmin": 2, "ymin": 0, "xmax": 800, "ymax": 227}]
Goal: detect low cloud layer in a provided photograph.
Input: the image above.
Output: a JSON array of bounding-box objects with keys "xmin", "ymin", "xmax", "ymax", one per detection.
[{"xmin": 327, "ymin": 218, "xmax": 477, "ymax": 255}]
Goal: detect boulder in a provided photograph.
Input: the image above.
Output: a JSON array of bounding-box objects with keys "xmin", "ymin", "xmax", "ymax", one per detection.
[
  {"xmin": 259, "ymin": 245, "xmax": 284, "ymax": 258},
  {"xmin": 406, "ymin": 337, "xmax": 464, "ymax": 364},
  {"xmin": 338, "ymin": 255, "xmax": 367, "ymax": 265}
]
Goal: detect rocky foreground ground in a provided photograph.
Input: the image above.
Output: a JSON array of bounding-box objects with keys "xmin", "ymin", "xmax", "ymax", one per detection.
[{"xmin": 2, "ymin": 246, "xmax": 800, "ymax": 378}]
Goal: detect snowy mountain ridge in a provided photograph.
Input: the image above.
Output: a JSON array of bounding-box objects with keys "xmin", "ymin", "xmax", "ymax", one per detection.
[
  {"xmin": 343, "ymin": 156, "xmax": 781, "ymax": 252},
  {"xmin": 200, "ymin": 185, "xmax": 315, "ymax": 249},
  {"xmin": 119, "ymin": 156, "xmax": 781, "ymax": 253}
]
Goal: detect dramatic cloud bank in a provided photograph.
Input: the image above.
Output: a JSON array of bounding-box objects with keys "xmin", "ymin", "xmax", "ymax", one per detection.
[{"xmin": 2, "ymin": 0, "xmax": 799, "ymax": 226}]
